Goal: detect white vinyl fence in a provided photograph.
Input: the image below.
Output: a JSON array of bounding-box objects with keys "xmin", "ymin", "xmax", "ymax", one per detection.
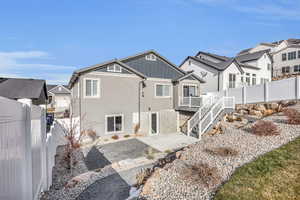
[
  {"xmin": 209, "ymin": 77, "xmax": 300, "ymax": 105},
  {"xmin": 0, "ymin": 96, "xmax": 66, "ymax": 200}
]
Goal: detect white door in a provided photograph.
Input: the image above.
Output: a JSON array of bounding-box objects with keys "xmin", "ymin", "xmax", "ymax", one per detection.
[{"xmin": 150, "ymin": 112, "xmax": 159, "ymax": 135}]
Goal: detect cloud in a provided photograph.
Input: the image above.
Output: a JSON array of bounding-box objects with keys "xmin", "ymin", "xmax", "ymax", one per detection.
[{"xmin": 0, "ymin": 50, "xmax": 75, "ymax": 84}]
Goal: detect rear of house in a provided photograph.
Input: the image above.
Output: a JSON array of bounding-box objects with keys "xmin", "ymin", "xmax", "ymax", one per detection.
[{"xmin": 68, "ymin": 50, "xmax": 204, "ymax": 137}]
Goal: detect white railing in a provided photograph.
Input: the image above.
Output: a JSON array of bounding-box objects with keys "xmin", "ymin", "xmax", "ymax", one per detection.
[
  {"xmin": 187, "ymin": 95, "xmax": 219, "ymax": 135},
  {"xmin": 179, "ymin": 95, "xmax": 215, "ymax": 108},
  {"xmin": 0, "ymin": 96, "xmax": 66, "ymax": 200},
  {"xmin": 187, "ymin": 96, "xmax": 235, "ymax": 138}
]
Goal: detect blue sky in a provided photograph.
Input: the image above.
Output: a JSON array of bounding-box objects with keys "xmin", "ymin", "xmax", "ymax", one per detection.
[{"xmin": 0, "ymin": 0, "xmax": 299, "ymax": 84}]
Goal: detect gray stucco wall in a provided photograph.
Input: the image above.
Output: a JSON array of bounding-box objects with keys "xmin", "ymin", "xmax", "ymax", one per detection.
[{"xmin": 71, "ymin": 71, "xmax": 199, "ymax": 137}]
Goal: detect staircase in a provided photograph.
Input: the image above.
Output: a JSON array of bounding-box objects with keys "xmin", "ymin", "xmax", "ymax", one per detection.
[{"xmin": 186, "ymin": 96, "xmax": 235, "ymax": 139}]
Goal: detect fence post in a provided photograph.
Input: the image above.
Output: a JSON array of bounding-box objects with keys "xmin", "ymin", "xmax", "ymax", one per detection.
[
  {"xmin": 40, "ymin": 108, "xmax": 48, "ymax": 191},
  {"xmin": 18, "ymin": 99, "xmax": 33, "ymax": 200},
  {"xmin": 296, "ymin": 76, "xmax": 300, "ymax": 100},
  {"xmin": 189, "ymin": 96, "xmax": 191, "ymax": 107},
  {"xmin": 264, "ymin": 82, "xmax": 269, "ymax": 102},
  {"xmin": 242, "ymin": 87, "xmax": 247, "ymax": 104}
]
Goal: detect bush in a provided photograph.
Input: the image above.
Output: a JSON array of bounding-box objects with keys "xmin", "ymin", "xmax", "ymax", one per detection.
[
  {"xmin": 251, "ymin": 120, "xmax": 280, "ymax": 136},
  {"xmin": 283, "ymin": 108, "xmax": 300, "ymax": 125},
  {"xmin": 204, "ymin": 147, "xmax": 238, "ymax": 157},
  {"xmin": 111, "ymin": 135, "xmax": 119, "ymax": 140},
  {"xmin": 134, "ymin": 123, "xmax": 140, "ymax": 134},
  {"xmin": 182, "ymin": 163, "xmax": 221, "ymax": 188},
  {"xmin": 123, "ymin": 134, "xmax": 131, "ymax": 138}
]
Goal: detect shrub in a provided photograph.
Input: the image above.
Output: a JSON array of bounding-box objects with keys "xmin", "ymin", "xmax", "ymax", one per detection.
[
  {"xmin": 182, "ymin": 163, "xmax": 221, "ymax": 188},
  {"xmin": 283, "ymin": 108, "xmax": 300, "ymax": 125},
  {"xmin": 124, "ymin": 134, "xmax": 131, "ymax": 138},
  {"xmin": 251, "ymin": 120, "xmax": 280, "ymax": 136},
  {"xmin": 111, "ymin": 135, "xmax": 119, "ymax": 140},
  {"xmin": 134, "ymin": 123, "xmax": 140, "ymax": 134},
  {"xmin": 204, "ymin": 147, "xmax": 238, "ymax": 157}
]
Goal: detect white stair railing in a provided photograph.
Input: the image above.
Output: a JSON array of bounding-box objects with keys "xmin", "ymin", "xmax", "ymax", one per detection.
[{"xmin": 187, "ymin": 96, "xmax": 235, "ymax": 138}]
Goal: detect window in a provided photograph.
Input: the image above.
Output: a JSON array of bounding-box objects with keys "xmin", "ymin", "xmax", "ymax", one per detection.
[
  {"xmin": 85, "ymin": 79, "xmax": 99, "ymax": 97},
  {"xmin": 294, "ymin": 65, "xmax": 300, "ymax": 73},
  {"xmin": 145, "ymin": 54, "xmax": 157, "ymax": 61},
  {"xmin": 106, "ymin": 115, "xmax": 123, "ymax": 133},
  {"xmin": 282, "ymin": 66, "xmax": 290, "ymax": 74},
  {"xmin": 298, "ymin": 51, "xmax": 300, "ymax": 59},
  {"xmin": 155, "ymin": 84, "xmax": 171, "ymax": 97},
  {"xmin": 245, "ymin": 73, "xmax": 250, "ymax": 86},
  {"xmin": 252, "ymin": 74, "xmax": 256, "ymax": 85},
  {"xmin": 288, "ymin": 51, "xmax": 296, "ymax": 60},
  {"xmin": 183, "ymin": 85, "xmax": 197, "ymax": 97},
  {"xmin": 107, "ymin": 64, "xmax": 122, "ymax": 72},
  {"xmin": 188, "ymin": 60, "xmax": 192, "ymax": 65},
  {"xmin": 282, "ymin": 53, "xmax": 287, "ymax": 61},
  {"xmin": 241, "ymin": 76, "xmax": 244, "ymax": 82},
  {"xmin": 267, "ymin": 64, "xmax": 271, "ymax": 71},
  {"xmin": 228, "ymin": 73, "xmax": 236, "ymax": 88}
]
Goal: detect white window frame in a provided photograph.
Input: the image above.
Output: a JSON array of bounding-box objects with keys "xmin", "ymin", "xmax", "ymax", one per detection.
[
  {"xmin": 149, "ymin": 112, "xmax": 159, "ymax": 135},
  {"xmin": 83, "ymin": 78, "xmax": 101, "ymax": 98},
  {"xmin": 182, "ymin": 83, "xmax": 198, "ymax": 97},
  {"xmin": 107, "ymin": 64, "xmax": 122, "ymax": 72},
  {"xmin": 105, "ymin": 114, "xmax": 124, "ymax": 134},
  {"xmin": 155, "ymin": 83, "xmax": 172, "ymax": 98}
]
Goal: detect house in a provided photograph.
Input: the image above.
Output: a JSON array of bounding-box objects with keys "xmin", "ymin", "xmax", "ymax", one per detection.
[
  {"xmin": 179, "ymin": 51, "xmax": 272, "ymax": 94},
  {"xmin": 0, "ymin": 77, "xmax": 48, "ymax": 105},
  {"xmin": 68, "ymin": 50, "xmax": 205, "ymax": 137},
  {"xmin": 238, "ymin": 38, "xmax": 300, "ymax": 77},
  {"xmin": 47, "ymin": 84, "xmax": 71, "ymax": 116}
]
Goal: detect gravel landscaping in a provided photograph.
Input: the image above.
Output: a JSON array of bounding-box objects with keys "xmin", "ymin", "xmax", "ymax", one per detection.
[{"xmin": 138, "ymin": 104, "xmax": 300, "ymax": 200}]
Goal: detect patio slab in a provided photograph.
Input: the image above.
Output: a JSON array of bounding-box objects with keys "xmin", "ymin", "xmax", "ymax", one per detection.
[{"xmin": 137, "ymin": 132, "xmax": 198, "ymax": 152}]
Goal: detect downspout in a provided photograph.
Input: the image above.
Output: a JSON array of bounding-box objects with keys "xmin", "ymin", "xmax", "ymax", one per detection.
[
  {"xmin": 78, "ymin": 77, "xmax": 82, "ymax": 133},
  {"xmin": 217, "ymin": 72, "xmax": 220, "ymax": 91},
  {"xmin": 138, "ymin": 80, "xmax": 145, "ymax": 125}
]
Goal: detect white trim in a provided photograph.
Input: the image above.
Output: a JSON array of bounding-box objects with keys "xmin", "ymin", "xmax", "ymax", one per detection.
[
  {"xmin": 89, "ymin": 71, "xmax": 139, "ymax": 78},
  {"xmin": 49, "ymin": 84, "xmax": 71, "ymax": 93},
  {"xmin": 154, "ymin": 83, "xmax": 172, "ymax": 98},
  {"xmin": 83, "ymin": 78, "xmax": 101, "ymax": 98},
  {"xmin": 105, "ymin": 114, "xmax": 124, "ymax": 134},
  {"xmin": 145, "ymin": 54, "xmax": 157, "ymax": 61},
  {"xmin": 149, "ymin": 112, "xmax": 159, "ymax": 135},
  {"xmin": 182, "ymin": 83, "xmax": 198, "ymax": 97},
  {"xmin": 107, "ymin": 63, "xmax": 122, "ymax": 73}
]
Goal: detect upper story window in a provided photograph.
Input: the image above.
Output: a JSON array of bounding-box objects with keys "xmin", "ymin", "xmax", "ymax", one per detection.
[
  {"xmin": 145, "ymin": 54, "xmax": 157, "ymax": 61},
  {"xmin": 183, "ymin": 84, "xmax": 198, "ymax": 97},
  {"xmin": 107, "ymin": 64, "xmax": 122, "ymax": 72},
  {"xmin": 294, "ymin": 65, "xmax": 300, "ymax": 73},
  {"xmin": 288, "ymin": 51, "xmax": 296, "ymax": 60},
  {"xmin": 85, "ymin": 78, "xmax": 100, "ymax": 98},
  {"xmin": 155, "ymin": 84, "xmax": 171, "ymax": 98},
  {"xmin": 282, "ymin": 53, "xmax": 287, "ymax": 61},
  {"xmin": 252, "ymin": 74, "xmax": 256, "ymax": 85},
  {"xmin": 282, "ymin": 66, "xmax": 290, "ymax": 74},
  {"xmin": 298, "ymin": 51, "xmax": 300, "ymax": 59},
  {"xmin": 267, "ymin": 64, "xmax": 271, "ymax": 71}
]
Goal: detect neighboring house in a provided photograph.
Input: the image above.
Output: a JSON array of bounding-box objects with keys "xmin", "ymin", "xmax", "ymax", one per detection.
[
  {"xmin": 47, "ymin": 84, "xmax": 71, "ymax": 114},
  {"xmin": 179, "ymin": 51, "xmax": 272, "ymax": 94},
  {"xmin": 0, "ymin": 77, "xmax": 48, "ymax": 105},
  {"xmin": 238, "ymin": 38, "xmax": 300, "ymax": 77},
  {"xmin": 68, "ymin": 50, "xmax": 205, "ymax": 137}
]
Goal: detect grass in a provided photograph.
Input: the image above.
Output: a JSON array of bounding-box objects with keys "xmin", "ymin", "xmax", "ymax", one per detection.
[{"xmin": 214, "ymin": 137, "xmax": 300, "ymax": 200}]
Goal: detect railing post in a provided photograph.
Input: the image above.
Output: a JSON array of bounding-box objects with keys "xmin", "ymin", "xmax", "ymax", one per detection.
[
  {"xmin": 189, "ymin": 96, "xmax": 191, "ymax": 107},
  {"xmin": 296, "ymin": 76, "xmax": 300, "ymax": 100},
  {"xmin": 264, "ymin": 82, "xmax": 269, "ymax": 102},
  {"xmin": 242, "ymin": 86, "xmax": 247, "ymax": 104}
]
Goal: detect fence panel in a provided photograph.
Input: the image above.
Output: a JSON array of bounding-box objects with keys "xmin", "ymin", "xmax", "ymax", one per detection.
[
  {"xmin": 245, "ymin": 84, "xmax": 265, "ymax": 104},
  {"xmin": 268, "ymin": 78, "xmax": 296, "ymax": 102},
  {"xmin": 0, "ymin": 97, "xmax": 29, "ymax": 200},
  {"xmin": 228, "ymin": 88, "xmax": 243, "ymax": 104}
]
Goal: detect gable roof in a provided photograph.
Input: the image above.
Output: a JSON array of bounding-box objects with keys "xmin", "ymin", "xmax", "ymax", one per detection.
[
  {"xmin": 186, "ymin": 56, "xmax": 244, "ymax": 74},
  {"xmin": 235, "ymin": 49, "xmax": 270, "ymax": 63},
  {"xmin": 172, "ymin": 70, "xmax": 205, "ymax": 83},
  {"xmin": 196, "ymin": 51, "xmax": 231, "ymax": 62},
  {"xmin": 69, "ymin": 50, "xmax": 203, "ymax": 88},
  {"xmin": 47, "ymin": 84, "xmax": 71, "ymax": 95},
  {"xmin": 0, "ymin": 77, "xmax": 48, "ymax": 100}
]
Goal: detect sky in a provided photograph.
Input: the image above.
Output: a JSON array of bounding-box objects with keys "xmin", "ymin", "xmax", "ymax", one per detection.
[{"xmin": 0, "ymin": 0, "xmax": 299, "ymax": 84}]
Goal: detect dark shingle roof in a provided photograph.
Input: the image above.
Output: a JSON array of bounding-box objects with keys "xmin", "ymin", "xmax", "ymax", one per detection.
[
  {"xmin": 189, "ymin": 56, "xmax": 244, "ymax": 73},
  {"xmin": 196, "ymin": 51, "xmax": 231, "ymax": 62},
  {"xmin": 0, "ymin": 77, "xmax": 48, "ymax": 100},
  {"xmin": 235, "ymin": 49, "xmax": 270, "ymax": 63}
]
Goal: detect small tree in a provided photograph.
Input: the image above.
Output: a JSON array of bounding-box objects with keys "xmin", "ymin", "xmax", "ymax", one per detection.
[{"xmin": 60, "ymin": 100, "xmax": 85, "ymax": 175}]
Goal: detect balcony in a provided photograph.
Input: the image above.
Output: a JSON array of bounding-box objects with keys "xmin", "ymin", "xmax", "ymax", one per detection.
[{"xmin": 177, "ymin": 95, "xmax": 215, "ymax": 112}]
